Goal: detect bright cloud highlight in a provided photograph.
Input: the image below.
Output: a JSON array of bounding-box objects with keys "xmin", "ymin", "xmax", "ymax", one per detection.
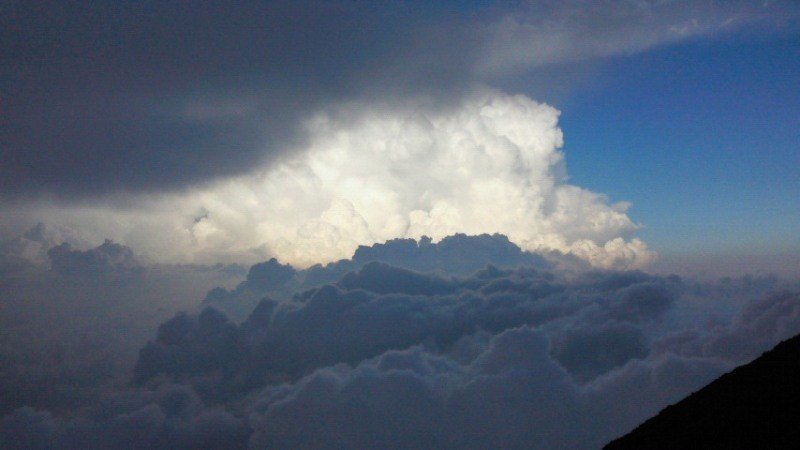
[{"xmin": 9, "ymin": 90, "xmax": 654, "ymax": 269}]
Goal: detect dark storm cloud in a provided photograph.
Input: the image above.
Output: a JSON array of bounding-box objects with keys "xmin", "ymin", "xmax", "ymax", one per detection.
[
  {"xmin": 0, "ymin": 0, "xmax": 471, "ymax": 198},
  {"xmin": 3, "ymin": 0, "xmax": 794, "ymax": 199}
]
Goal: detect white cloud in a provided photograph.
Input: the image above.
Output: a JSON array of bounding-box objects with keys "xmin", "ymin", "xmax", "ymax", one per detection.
[
  {"xmin": 476, "ymin": 0, "xmax": 794, "ymax": 79},
  {"xmin": 8, "ymin": 90, "xmax": 654, "ymax": 269}
]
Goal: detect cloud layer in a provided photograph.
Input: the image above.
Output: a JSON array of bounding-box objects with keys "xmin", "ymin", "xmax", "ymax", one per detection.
[
  {"xmin": 8, "ymin": 91, "xmax": 655, "ymax": 269},
  {"xmin": 3, "ymin": 0, "xmax": 795, "ymax": 198},
  {"xmin": 0, "ymin": 232, "xmax": 244, "ymax": 416},
  {"xmin": 3, "ymin": 251, "xmax": 798, "ymax": 449}
]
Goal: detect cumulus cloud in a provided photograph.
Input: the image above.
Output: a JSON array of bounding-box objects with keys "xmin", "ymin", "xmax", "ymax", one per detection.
[
  {"xmin": 550, "ymin": 323, "xmax": 649, "ymax": 382},
  {"xmin": 204, "ymin": 234, "xmax": 550, "ymax": 320},
  {"xmin": 0, "ymin": 232, "xmax": 243, "ymax": 415},
  {"xmin": 654, "ymin": 289, "xmax": 800, "ymax": 364},
  {"xmin": 8, "ymin": 91, "xmax": 655, "ymax": 270},
  {"xmin": 47, "ymin": 240, "xmax": 144, "ymax": 277},
  {"xmin": 0, "ymin": 223, "xmax": 90, "ymax": 276},
  {"xmin": 2, "ymin": 2, "xmax": 798, "ymax": 447},
  {"xmin": 3, "ymin": 249, "xmax": 800, "ymax": 448},
  {"xmin": 132, "ymin": 261, "xmax": 690, "ymax": 401},
  {"xmin": 244, "ymin": 326, "xmax": 729, "ymax": 449},
  {"xmin": 0, "ymin": 231, "xmax": 551, "ymax": 414},
  {"xmin": 3, "ymin": 2, "xmax": 795, "ymax": 273}
]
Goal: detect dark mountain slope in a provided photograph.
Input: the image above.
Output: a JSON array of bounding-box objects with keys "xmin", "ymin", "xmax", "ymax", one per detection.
[{"xmin": 606, "ymin": 333, "xmax": 800, "ymax": 449}]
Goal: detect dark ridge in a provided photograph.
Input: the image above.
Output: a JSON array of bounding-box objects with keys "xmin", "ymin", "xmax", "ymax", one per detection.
[{"xmin": 605, "ymin": 333, "xmax": 800, "ymax": 449}]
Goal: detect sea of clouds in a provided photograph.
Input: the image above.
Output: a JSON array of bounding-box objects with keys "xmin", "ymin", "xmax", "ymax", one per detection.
[
  {"xmin": 1, "ymin": 87, "xmax": 797, "ymax": 446},
  {"xmin": 3, "ymin": 2, "xmax": 798, "ymax": 448},
  {"xmin": 1, "ymin": 231, "xmax": 798, "ymax": 449}
]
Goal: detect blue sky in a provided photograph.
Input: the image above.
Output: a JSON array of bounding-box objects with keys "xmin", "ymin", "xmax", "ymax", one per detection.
[{"xmin": 558, "ymin": 32, "xmax": 800, "ymax": 255}]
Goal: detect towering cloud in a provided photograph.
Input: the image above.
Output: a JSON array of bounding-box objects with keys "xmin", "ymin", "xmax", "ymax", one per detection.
[
  {"xmin": 9, "ymin": 91, "xmax": 654, "ymax": 269},
  {"xmin": 252, "ymin": 91, "xmax": 652, "ymax": 268},
  {"xmin": 4, "ymin": 1, "xmax": 796, "ymax": 270}
]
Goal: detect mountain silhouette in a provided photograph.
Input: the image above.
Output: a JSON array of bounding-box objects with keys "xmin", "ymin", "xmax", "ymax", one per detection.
[{"xmin": 605, "ymin": 333, "xmax": 800, "ymax": 449}]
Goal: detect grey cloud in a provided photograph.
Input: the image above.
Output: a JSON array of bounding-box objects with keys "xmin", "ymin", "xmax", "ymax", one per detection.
[
  {"xmin": 3, "ymin": 231, "xmax": 800, "ymax": 448},
  {"xmin": 203, "ymin": 233, "xmax": 551, "ymax": 320},
  {"xmin": 581, "ymin": 352, "xmax": 729, "ymax": 443},
  {"xmin": 338, "ymin": 263, "xmax": 458, "ymax": 296},
  {"xmin": 301, "ymin": 233, "xmax": 551, "ymax": 287},
  {"xmin": 0, "ymin": 324, "xmax": 734, "ymax": 449},
  {"xmin": 0, "ymin": 237, "xmax": 243, "ymax": 416},
  {"xmin": 48, "ymin": 240, "xmax": 144, "ymax": 277},
  {"xmin": 655, "ymin": 289, "xmax": 800, "ymax": 364},
  {"xmin": 0, "ymin": 386, "xmax": 249, "ymax": 450},
  {"xmin": 0, "ymin": 223, "xmax": 86, "ymax": 276},
  {"xmin": 128, "ymin": 260, "xmax": 800, "ymax": 449},
  {"xmin": 3, "ymin": 1, "xmax": 792, "ymax": 199},
  {"xmin": 241, "ymin": 259, "xmax": 295, "ymax": 293},
  {"xmin": 477, "ymin": 0, "xmax": 798, "ymax": 77},
  {"xmin": 551, "ymin": 323, "xmax": 649, "ymax": 382},
  {"xmin": 245, "ymin": 325, "xmax": 727, "ymax": 449},
  {"xmin": 606, "ymin": 281, "xmax": 677, "ymax": 323},
  {"xmin": 135, "ymin": 261, "xmax": 680, "ymax": 404}
]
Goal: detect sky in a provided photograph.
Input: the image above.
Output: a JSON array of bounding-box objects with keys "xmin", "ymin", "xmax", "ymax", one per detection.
[
  {"xmin": 558, "ymin": 32, "xmax": 800, "ymax": 256},
  {"xmin": 2, "ymin": 0, "xmax": 799, "ymax": 271},
  {"xmin": 2, "ymin": 2, "xmax": 800, "ymax": 448}
]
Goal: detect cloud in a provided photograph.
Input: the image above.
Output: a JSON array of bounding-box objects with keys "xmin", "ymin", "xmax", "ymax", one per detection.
[
  {"xmin": 0, "ymin": 223, "xmax": 90, "ymax": 277},
  {"xmin": 0, "ymin": 1, "xmax": 425, "ymax": 198},
  {"xmin": 655, "ymin": 289, "xmax": 800, "ymax": 364},
  {"xmin": 475, "ymin": 0, "xmax": 797, "ymax": 78},
  {"xmin": 3, "ymin": 1, "xmax": 794, "ymax": 198},
  {"xmin": 239, "ymin": 258, "xmax": 296, "ymax": 293},
  {"xmin": 203, "ymin": 233, "xmax": 551, "ymax": 320},
  {"xmin": 3, "ymin": 251, "xmax": 800, "ymax": 448},
  {"xmin": 0, "ymin": 386, "xmax": 249, "ymax": 450},
  {"xmin": 550, "ymin": 323, "xmax": 649, "ymax": 382},
  {"xmin": 47, "ymin": 240, "xmax": 144, "ymax": 277},
  {"xmin": 243, "ymin": 325, "xmax": 731, "ymax": 449},
  {"xmin": 7, "ymin": 91, "xmax": 656, "ymax": 269},
  {"xmin": 0, "ymin": 231, "xmax": 574, "ymax": 415},
  {"xmin": 134, "ymin": 262, "xmax": 682, "ymax": 396},
  {"xmin": 2, "ymin": 2, "xmax": 798, "ymax": 445},
  {"xmin": 0, "ymin": 233, "xmax": 243, "ymax": 415}
]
